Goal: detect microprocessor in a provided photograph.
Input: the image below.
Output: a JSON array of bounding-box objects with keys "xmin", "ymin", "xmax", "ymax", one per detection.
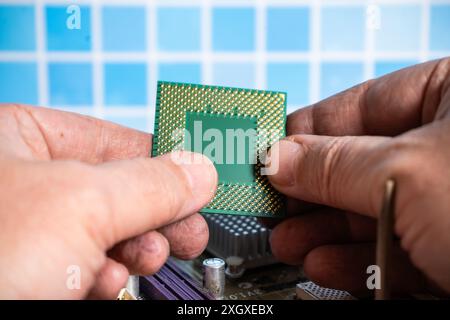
[{"xmin": 152, "ymin": 81, "xmax": 286, "ymax": 218}]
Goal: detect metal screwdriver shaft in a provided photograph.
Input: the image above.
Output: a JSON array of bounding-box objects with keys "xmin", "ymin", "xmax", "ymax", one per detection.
[{"xmin": 375, "ymin": 179, "xmax": 396, "ymax": 300}]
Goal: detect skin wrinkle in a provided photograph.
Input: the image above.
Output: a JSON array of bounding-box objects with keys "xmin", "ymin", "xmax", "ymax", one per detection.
[
  {"xmin": 359, "ymin": 80, "xmax": 376, "ymax": 135},
  {"xmin": 319, "ymin": 137, "xmax": 343, "ymax": 206},
  {"xmin": 268, "ymin": 58, "xmax": 450, "ymax": 295},
  {"xmin": 0, "ymin": 105, "xmax": 217, "ymax": 298},
  {"xmin": 4, "ymin": 57, "xmax": 450, "ymax": 297},
  {"xmin": 434, "ymin": 62, "xmax": 450, "ymax": 121},
  {"xmin": 169, "ymin": 216, "xmax": 208, "ymax": 259},
  {"xmin": 11, "ymin": 105, "xmax": 51, "ymax": 160},
  {"xmin": 421, "ymin": 59, "xmax": 447, "ymax": 124}
]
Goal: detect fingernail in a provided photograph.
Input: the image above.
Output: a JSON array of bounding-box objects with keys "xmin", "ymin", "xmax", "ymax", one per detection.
[
  {"xmin": 172, "ymin": 151, "xmax": 218, "ymax": 203},
  {"xmin": 268, "ymin": 139, "xmax": 303, "ymax": 187}
]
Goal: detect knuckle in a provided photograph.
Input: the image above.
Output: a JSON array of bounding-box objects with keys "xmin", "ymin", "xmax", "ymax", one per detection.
[
  {"xmin": 80, "ymin": 189, "xmax": 112, "ymax": 243},
  {"xmin": 163, "ymin": 215, "xmax": 208, "ymax": 260},
  {"xmin": 152, "ymin": 159, "xmax": 190, "ymax": 219},
  {"xmin": 314, "ymin": 136, "xmax": 356, "ymax": 205},
  {"xmin": 371, "ymin": 137, "xmax": 439, "ymax": 252},
  {"xmin": 135, "ymin": 234, "xmax": 169, "ymax": 274},
  {"xmin": 367, "ymin": 138, "xmax": 422, "ymax": 214},
  {"xmin": 57, "ymin": 162, "xmax": 113, "ymax": 246}
]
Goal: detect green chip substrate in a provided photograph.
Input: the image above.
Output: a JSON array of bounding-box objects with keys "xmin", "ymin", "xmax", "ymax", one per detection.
[{"xmin": 152, "ymin": 81, "xmax": 286, "ymax": 218}]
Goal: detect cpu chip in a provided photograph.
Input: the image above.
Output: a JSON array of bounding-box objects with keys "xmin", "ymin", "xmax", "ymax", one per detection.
[{"xmin": 152, "ymin": 81, "xmax": 286, "ymax": 217}]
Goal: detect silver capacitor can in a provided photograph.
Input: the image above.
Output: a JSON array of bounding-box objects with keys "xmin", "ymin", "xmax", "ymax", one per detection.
[{"xmin": 202, "ymin": 258, "xmax": 225, "ymax": 299}]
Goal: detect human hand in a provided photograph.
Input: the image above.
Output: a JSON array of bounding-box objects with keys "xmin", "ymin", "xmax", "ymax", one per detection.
[
  {"xmin": 268, "ymin": 58, "xmax": 450, "ymax": 296},
  {"xmin": 0, "ymin": 105, "xmax": 217, "ymax": 299}
]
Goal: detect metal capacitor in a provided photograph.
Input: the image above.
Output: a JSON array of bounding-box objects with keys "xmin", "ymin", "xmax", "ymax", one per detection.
[{"xmin": 202, "ymin": 258, "xmax": 225, "ymax": 299}]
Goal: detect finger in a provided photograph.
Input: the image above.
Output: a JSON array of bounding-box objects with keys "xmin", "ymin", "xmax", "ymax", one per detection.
[
  {"xmin": 0, "ymin": 104, "xmax": 151, "ymax": 163},
  {"xmin": 268, "ymin": 134, "xmax": 392, "ymax": 217},
  {"xmin": 270, "ymin": 209, "xmax": 376, "ymax": 265},
  {"xmin": 108, "ymin": 231, "xmax": 169, "ymax": 275},
  {"xmin": 258, "ymin": 197, "xmax": 318, "ymax": 229},
  {"xmin": 86, "ymin": 258, "xmax": 129, "ymax": 300},
  {"xmin": 109, "ymin": 213, "xmax": 209, "ymax": 272},
  {"xmin": 303, "ymin": 243, "xmax": 426, "ymax": 296},
  {"xmin": 287, "ymin": 58, "xmax": 450, "ymax": 136},
  {"xmin": 93, "ymin": 151, "xmax": 218, "ymax": 247},
  {"xmin": 159, "ymin": 213, "xmax": 209, "ymax": 260}
]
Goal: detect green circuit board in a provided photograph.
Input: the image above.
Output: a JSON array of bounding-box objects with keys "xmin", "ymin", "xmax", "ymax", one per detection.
[{"xmin": 152, "ymin": 81, "xmax": 286, "ymax": 218}]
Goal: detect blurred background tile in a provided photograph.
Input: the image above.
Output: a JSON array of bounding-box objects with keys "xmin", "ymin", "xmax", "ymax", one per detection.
[
  {"xmin": 46, "ymin": 5, "xmax": 91, "ymax": 51},
  {"xmin": 213, "ymin": 7, "xmax": 255, "ymax": 51},
  {"xmin": 0, "ymin": 5, "xmax": 36, "ymax": 51},
  {"xmin": 0, "ymin": 0, "xmax": 449, "ymax": 132},
  {"xmin": 321, "ymin": 6, "xmax": 365, "ymax": 51},
  {"xmin": 430, "ymin": 5, "xmax": 450, "ymax": 51},
  {"xmin": 267, "ymin": 7, "xmax": 309, "ymax": 52},
  {"xmin": 267, "ymin": 63, "xmax": 309, "ymax": 108},
  {"xmin": 320, "ymin": 62, "xmax": 363, "ymax": 99},
  {"xmin": 212, "ymin": 62, "xmax": 255, "ymax": 88},
  {"xmin": 0, "ymin": 62, "xmax": 38, "ymax": 105},
  {"xmin": 48, "ymin": 62, "xmax": 93, "ymax": 106},
  {"xmin": 158, "ymin": 63, "xmax": 201, "ymax": 83},
  {"xmin": 157, "ymin": 7, "xmax": 201, "ymax": 51},
  {"xmin": 104, "ymin": 116, "xmax": 149, "ymax": 133},
  {"xmin": 102, "ymin": 6, "xmax": 146, "ymax": 52},
  {"xmin": 104, "ymin": 63, "xmax": 147, "ymax": 106},
  {"xmin": 374, "ymin": 60, "xmax": 418, "ymax": 77},
  {"xmin": 375, "ymin": 5, "xmax": 421, "ymax": 52}
]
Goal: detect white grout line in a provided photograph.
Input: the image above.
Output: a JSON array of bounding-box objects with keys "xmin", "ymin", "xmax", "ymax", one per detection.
[
  {"xmin": 310, "ymin": 0, "xmax": 321, "ymax": 104},
  {"xmin": 1, "ymin": 51, "xmax": 445, "ymax": 62},
  {"xmin": 420, "ymin": 0, "xmax": 430, "ymax": 62},
  {"xmin": 35, "ymin": 0, "xmax": 48, "ymax": 106},
  {"xmin": 92, "ymin": 0, "xmax": 103, "ymax": 119},
  {"xmin": 147, "ymin": 0, "xmax": 157, "ymax": 133},
  {"xmin": 255, "ymin": 0, "xmax": 267, "ymax": 90},
  {"xmin": 201, "ymin": 0, "xmax": 212, "ymax": 85},
  {"xmin": 1, "ymin": 0, "xmax": 444, "ymax": 4},
  {"xmin": 2, "ymin": 50, "xmax": 438, "ymax": 62},
  {"xmin": 3, "ymin": 0, "xmax": 450, "ymax": 123},
  {"xmin": 364, "ymin": 1, "xmax": 376, "ymax": 81}
]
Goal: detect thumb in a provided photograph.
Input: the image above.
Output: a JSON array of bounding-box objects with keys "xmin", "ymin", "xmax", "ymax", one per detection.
[{"xmin": 268, "ymin": 134, "xmax": 392, "ymax": 217}]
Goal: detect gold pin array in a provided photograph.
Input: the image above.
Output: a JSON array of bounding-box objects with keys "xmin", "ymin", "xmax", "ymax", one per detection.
[{"xmin": 153, "ymin": 82, "xmax": 286, "ymax": 217}]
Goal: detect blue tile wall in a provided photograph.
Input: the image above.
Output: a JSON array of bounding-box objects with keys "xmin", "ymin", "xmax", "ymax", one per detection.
[
  {"xmin": 48, "ymin": 62, "xmax": 93, "ymax": 106},
  {"xmin": 212, "ymin": 62, "xmax": 255, "ymax": 88},
  {"xmin": 213, "ymin": 7, "xmax": 255, "ymax": 51},
  {"xmin": 158, "ymin": 63, "xmax": 201, "ymax": 83},
  {"xmin": 430, "ymin": 5, "xmax": 450, "ymax": 51},
  {"xmin": 46, "ymin": 5, "xmax": 91, "ymax": 51},
  {"xmin": 267, "ymin": 63, "xmax": 309, "ymax": 106},
  {"xmin": 0, "ymin": 5, "xmax": 36, "ymax": 51},
  {"xmin": 0, "ymin": 1, "xmax": 449, "ymax": 132},
  {"xmin": 321, "ymin": 6, "xmax": 365, "ymax": 51},
  {"xmin": 0, "ymin": 62, "xmax": 38, "ymax": 105},
  {"xmin": 375, "ymin": 5, "xmax": 421, "ymax": 52},
  {"xmin": 104, "ymin": 116, "xmax": 149, "ymax": 133},
  {"xmin": 320, "ymin": 62, "xmax": 364, "ymax": 99},
  {"xmin": 374, "ymin": 60, "xmax": 418, "ymax": 77},
  {"xmin": 157, "ymin": 7, "xmax": 201, "ymax": 51},
  {"xmin": 104, "ymin": 63, "xmax": 147, "ymax": 106},
  {"xmin": 267, "ymin": 7, "xmax": 309, "ymax": 52},
  {"xmin": 102, "ymin": 6, "xmax": 146, "ymax": 52}
]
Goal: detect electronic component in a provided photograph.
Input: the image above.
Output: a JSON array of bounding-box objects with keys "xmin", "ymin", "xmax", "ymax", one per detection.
[
  {"xmin": 225, "ymin": 256, "xmax": 245, "ymax": 278},
  {"xmin": 117, "ymin": 288, "xmax": 137, "ymax": 300},
  {"xmin": 202, "ymin": 258, "xmax": 226, "ymax": 299},
  {"xmin": 296, "ymin": 281, "xmax": 356, "ymax": 300},
  {"xmin": 152, "ymin": 81, "xmax": 286, "ymax": 218},
  {"xmin": 204, "ymin": 214, "xmax": 275, "ymax": 269},
  {"xmin": 140, "ymin": 258, "xmax": 213, "ymax": 300}
]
